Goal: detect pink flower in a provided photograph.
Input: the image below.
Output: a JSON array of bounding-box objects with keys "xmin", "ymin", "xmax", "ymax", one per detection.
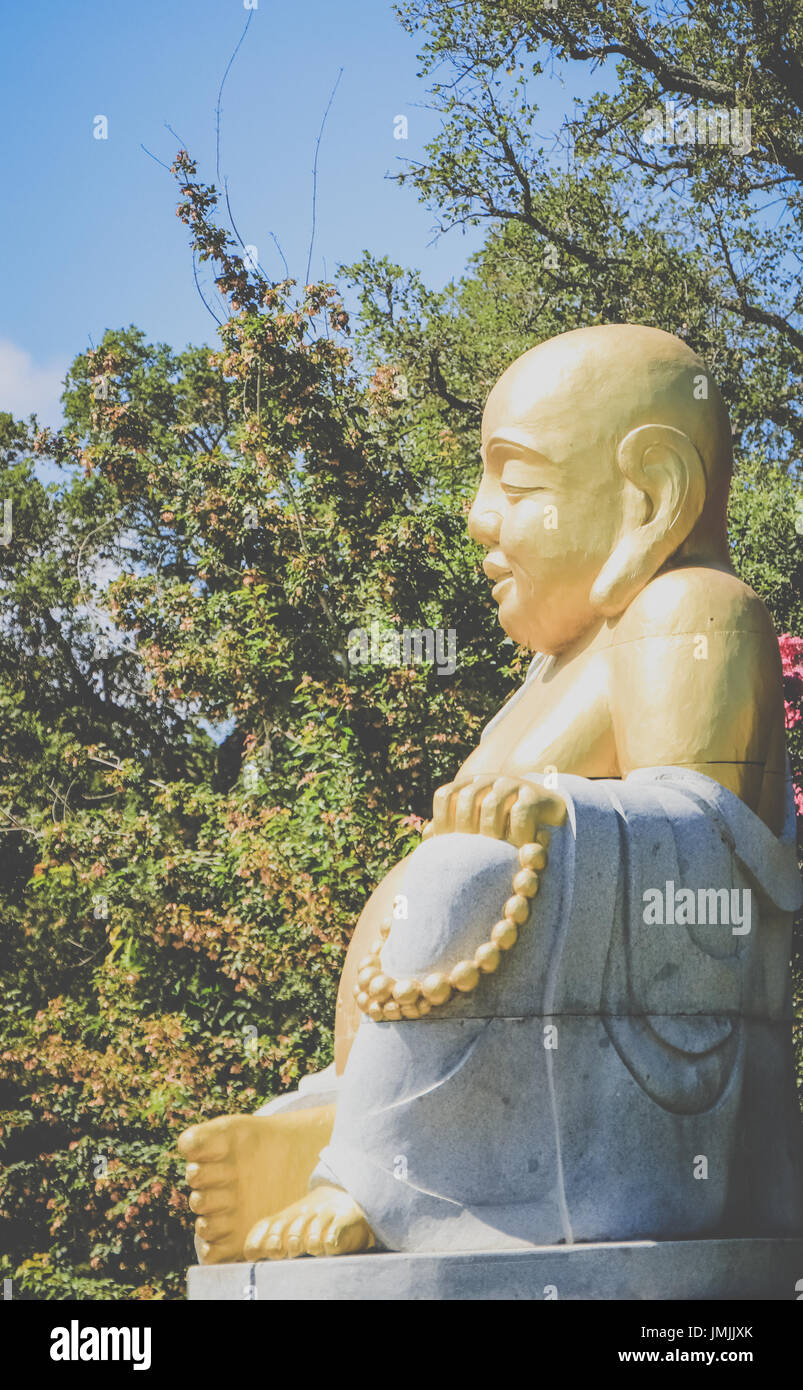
[
  {"xmin": 779, "ymin": 633, "xmax": 803, "ymax": 677},
  {"xmin": 779, "ymin": 635, "xmax": 803, "ymax": 821}
]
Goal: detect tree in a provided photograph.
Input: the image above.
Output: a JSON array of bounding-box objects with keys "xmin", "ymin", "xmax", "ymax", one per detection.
[
  {"xmin": 0, "ymin": 155, "xmax": 523, "ymax": 1299},
  {"xmin": 394, "ymin": 0, "xmax": 803, "ymax": 454}
]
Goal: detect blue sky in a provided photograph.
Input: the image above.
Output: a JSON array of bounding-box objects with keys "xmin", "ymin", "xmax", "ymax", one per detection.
[{"xmin": 0, "ymin": 0, "xmax": 586, "ymax": 425}]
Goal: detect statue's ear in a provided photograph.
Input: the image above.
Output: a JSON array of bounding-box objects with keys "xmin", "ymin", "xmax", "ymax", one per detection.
[{"xmin": 590, "ymin": 424, "xmax": 707, "ymax": 617}]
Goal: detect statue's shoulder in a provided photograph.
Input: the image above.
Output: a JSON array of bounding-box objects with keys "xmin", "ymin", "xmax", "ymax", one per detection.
[
  {"xmin": 614, "ymin": 565, "xmax": 779, "ymax": 655},
  {"xmin": 609, "ymin": 567, "xmax": 784, "ymax": 792}
]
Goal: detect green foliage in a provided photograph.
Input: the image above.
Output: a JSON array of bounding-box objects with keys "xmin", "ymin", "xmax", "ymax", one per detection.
[
  {"xmin": 0, "ymin": 155, "xmax": 523, "ymax": 1300},
  {"xmin": 395, "ymin": 0, "xmax": 803, "ymax": 455}
]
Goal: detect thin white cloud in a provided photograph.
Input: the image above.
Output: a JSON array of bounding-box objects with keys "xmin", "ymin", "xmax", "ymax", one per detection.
[{"xmin": 0, "ymin": 338, "xmax": 68, "ymax": 427}]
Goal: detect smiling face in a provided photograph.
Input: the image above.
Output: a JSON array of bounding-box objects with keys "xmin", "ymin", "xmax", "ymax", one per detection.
[
  {"xmin": 468, "ymin": 340, "xmax": 632, "ymax": 654},
  {"xmin": 468, "ymin": 325, "xmax": 734, "ymax": 654}
]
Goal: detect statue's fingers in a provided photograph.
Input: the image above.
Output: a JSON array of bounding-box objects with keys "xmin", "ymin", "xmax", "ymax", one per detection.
[
  {"xmin": 478, "ymin": 777, "xmax": 519, "ymax": 838},
  {"xmin": 508, "ymin": 790, "xmax": 542, "ymax": 847},
  {"xmin": 515, "ymin": 783, "xmax": 567, "ymax": 829},
  {"xmin": 453, "ymin": 783, "xmax": 478, "ymax": 832},
  {"xmin": 507, "ymin": 794, "xmax": 537, "ymax": 849},
  {"xmin": 454, "ymin": 775, "xmax": 494, "ymax": 833},
  {"xmin": 431, "ymin": 781, "xmax": 457, "ymax": 834}
]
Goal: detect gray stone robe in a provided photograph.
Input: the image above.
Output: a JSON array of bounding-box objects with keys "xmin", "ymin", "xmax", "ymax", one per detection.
[{"xmin": 311, "ymin": 767, "xmax": 802, "ymax": 1252}]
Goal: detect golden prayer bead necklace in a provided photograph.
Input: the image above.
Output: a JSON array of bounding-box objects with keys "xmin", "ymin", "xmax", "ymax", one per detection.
[{"xmin": 353, "ymin": 832, "xmax": 549, "ymax": 1021}]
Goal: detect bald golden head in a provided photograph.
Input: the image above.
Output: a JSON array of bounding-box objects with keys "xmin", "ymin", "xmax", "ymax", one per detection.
[
  {"xmin": 482, "ymin": 324, "xmax": 732, "ymax": 533},
  {"xmin": 471, "ymin": 325, "xmax": 735, "ymax": 651}
]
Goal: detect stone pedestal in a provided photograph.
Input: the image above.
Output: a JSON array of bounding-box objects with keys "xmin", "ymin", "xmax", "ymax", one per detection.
[{"xmin": 188, "ymin": 1238, "xmax": 803, "ymax": 1301}]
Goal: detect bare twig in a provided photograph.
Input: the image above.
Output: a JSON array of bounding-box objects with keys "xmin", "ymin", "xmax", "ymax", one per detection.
[
  {"xmin": 0, "ymin": 805, "xmax": 40, "ymax": 837},
  {"xmin": 216, "ymin": 12, "xmax": 255, "ymax": 185},
  {"xmin": 306, "ymin": 68, "xmax": 344, "ymax": 285},
  {"xmin": 193, "ymin": 251, "xmax": 223, "ymax": 327},
  {"xmin": 140, "ymin": 144, "xmax": 172, "ymax": 174}
]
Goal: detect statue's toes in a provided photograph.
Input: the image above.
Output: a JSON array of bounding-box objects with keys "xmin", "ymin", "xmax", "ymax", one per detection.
[
  {"xmin": 321, "ymin": 1201, "xmax": 370, "ymax": 1257},
  {"xmin": 197, "ymin": 1232, "xmax": 242, "ymax": 1265},
  {"xmin": 189, "ymin": 1183, "xmax": 233, "ymax": 1215},
  {"xmin": 243, "ymin": 1216, "xmax": 276, "ymax": 1260},
  {"xmin": 245, "ymin": 1213, "xmax": 292, "ymax": 1261},
  {"xmin": 196, "ymin": 1214, "xmax": 234, "ymax": 1245},
  {"xmin": 178, "ymin": 1116, "xmax": 234, "ymax": 1162},
  {"xmin": 285, "ymin": 1210, "xmax": 313, "ymax": 1259},
  {"xmin": 177, "ymin": 1123, "xmax": 209, "ymax": 1159},
  {"xmin": 186, "ymin": 1159, "xmax": 231, "ymax": 1189},
  {"xmin": 304, "ymin": 1212, "xmax": 327, "ymax": 1256}
]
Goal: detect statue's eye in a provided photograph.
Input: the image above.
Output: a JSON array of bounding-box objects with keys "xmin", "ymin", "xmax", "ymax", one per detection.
[
  {"xmin": 501, "ymin": 482, "xmax": 545, "ymax": 500},
  {"xmin": 500, "ymin": 460, "xmax": 548, "ymax": 497}
]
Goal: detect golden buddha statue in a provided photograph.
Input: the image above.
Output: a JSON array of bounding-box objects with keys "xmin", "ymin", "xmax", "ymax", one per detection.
[{"xmin": 179, "ymin": 324, "xmax": 798, "ymax": 1265}]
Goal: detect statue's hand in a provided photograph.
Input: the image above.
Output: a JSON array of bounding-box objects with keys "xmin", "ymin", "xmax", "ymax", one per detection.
[{"xmin": 426, "ymin": 774, "xmax": 566, "ymax": 846}]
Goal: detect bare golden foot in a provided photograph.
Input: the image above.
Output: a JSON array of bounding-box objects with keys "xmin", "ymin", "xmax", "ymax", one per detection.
[
  {"xmin": 178, "ymin": 1106, "xmax": 335, "ymax": 1264},
  {"xmin": 243, "ymin": 1183, "xmax": 375, "ymax": 1260}
]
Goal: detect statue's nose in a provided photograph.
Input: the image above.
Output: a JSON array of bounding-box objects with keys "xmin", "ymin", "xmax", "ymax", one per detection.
[{"xmin": 468, "ymin": 497, "xmax": 502, "ymax": 547}]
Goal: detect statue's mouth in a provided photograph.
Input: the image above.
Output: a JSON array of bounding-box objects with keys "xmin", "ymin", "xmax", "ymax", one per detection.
[
  {"xmin": 483, "ymin": 553, "xmax": 513, "ymax": 599},
  {"xmin": 491, "ymin": 575, "xmax": 514, "ymax": 600}
]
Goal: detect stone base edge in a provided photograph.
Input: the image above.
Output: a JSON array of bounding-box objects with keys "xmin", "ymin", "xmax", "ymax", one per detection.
[{"xmin": 188, "ymin": 1237, "xmax": 803, "ymax": 1301}]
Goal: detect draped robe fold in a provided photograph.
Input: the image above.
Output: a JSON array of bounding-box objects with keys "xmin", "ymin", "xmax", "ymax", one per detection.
[{"xmin": 309, "ymin": 767, "xmax": 802, "ymax": 1252}]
